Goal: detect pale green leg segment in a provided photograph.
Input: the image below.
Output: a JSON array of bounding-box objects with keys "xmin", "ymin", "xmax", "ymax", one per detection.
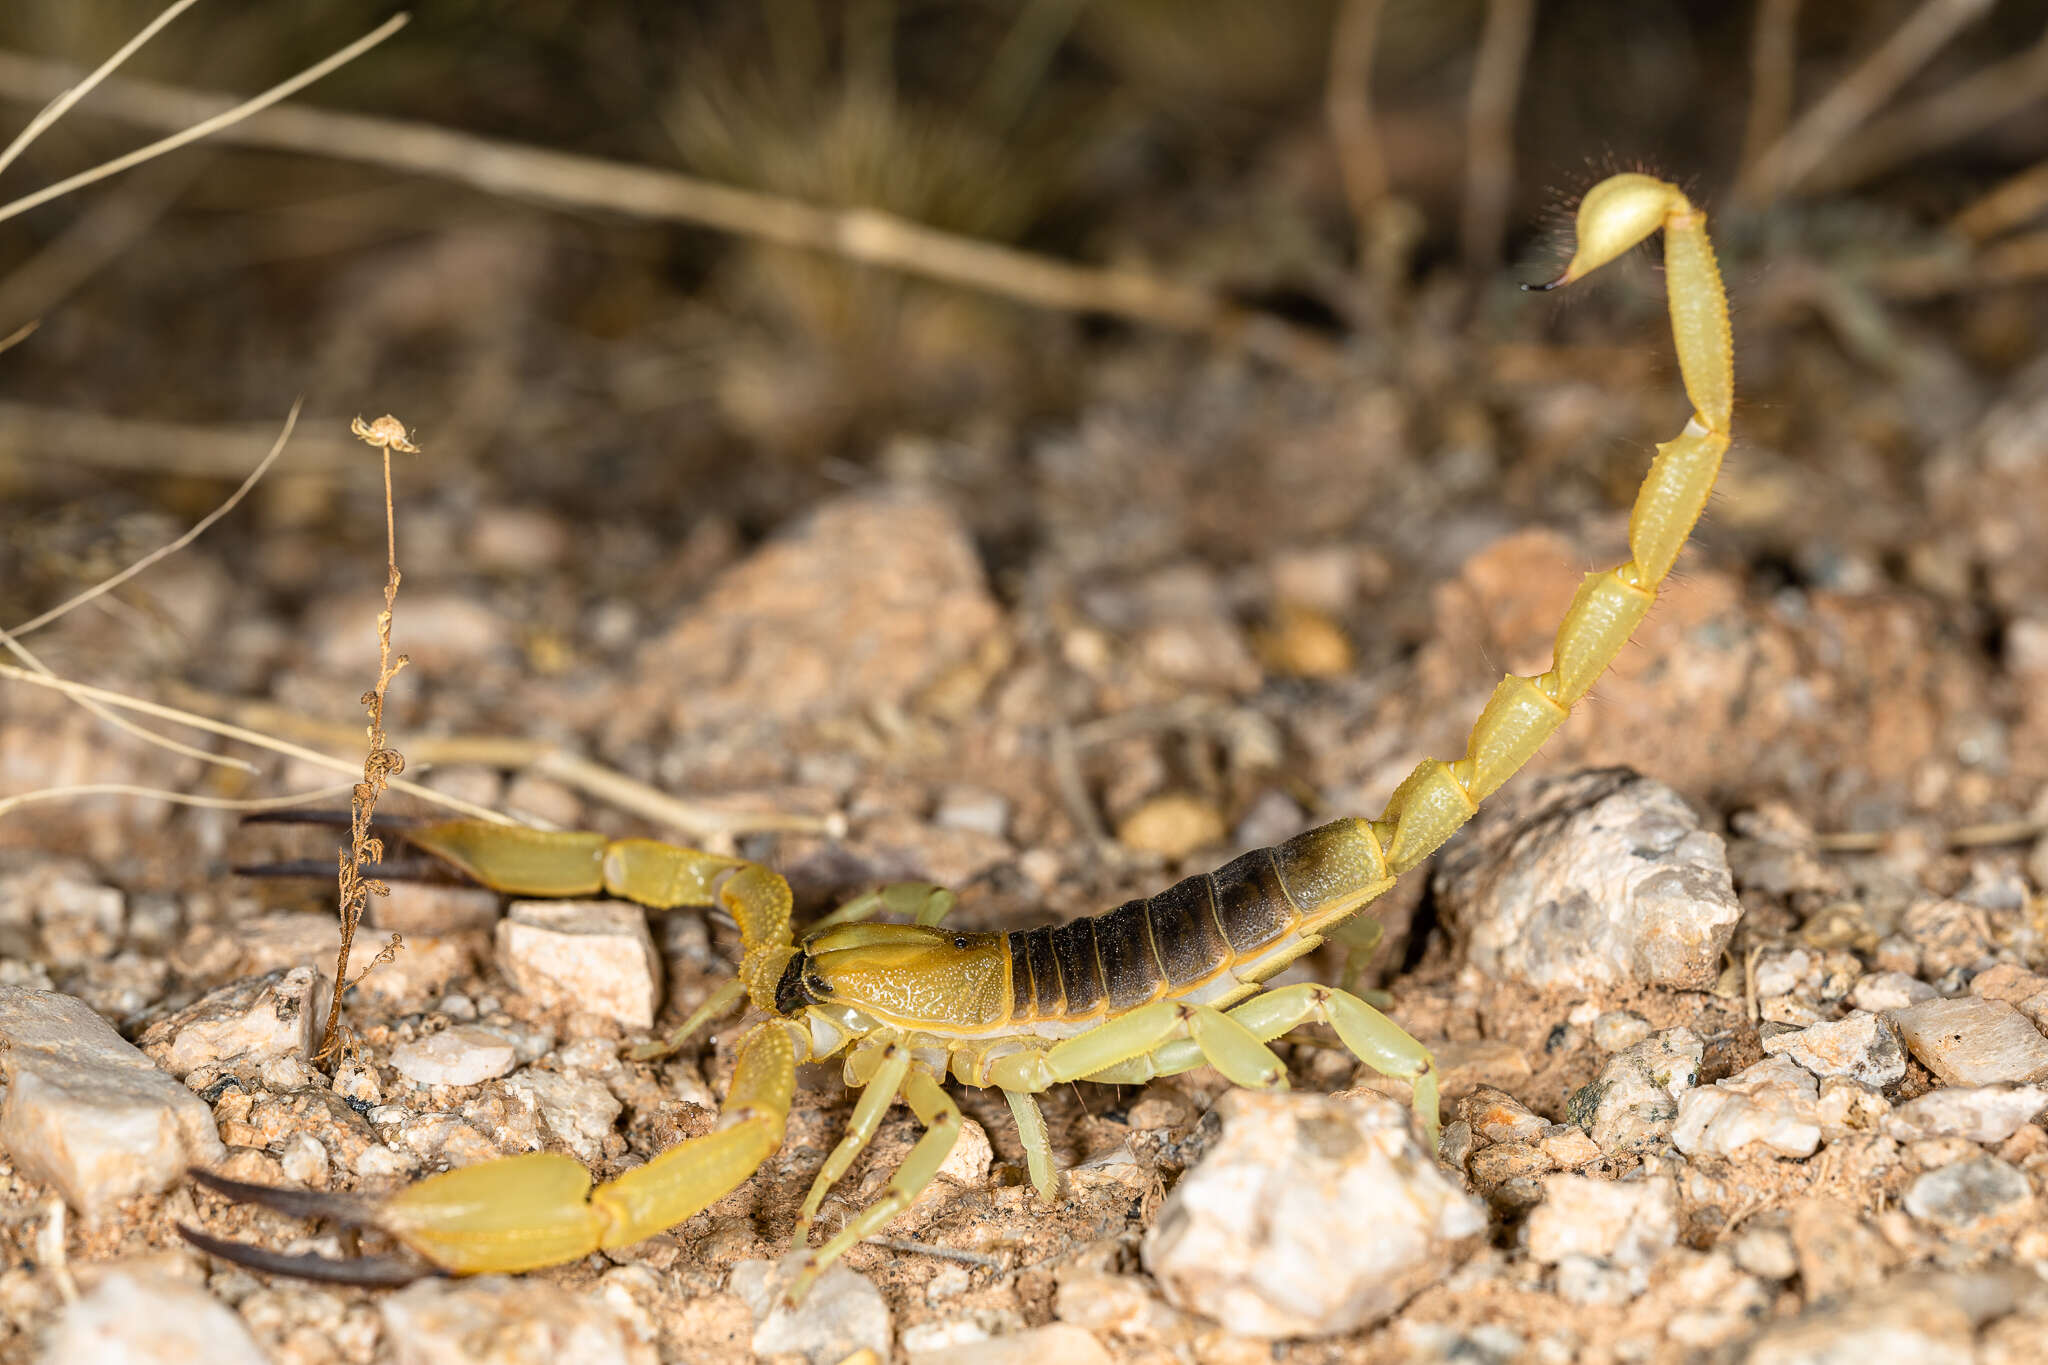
[
  {"xmin": 1222, "ymin": 985, "xmax": 1438, "ymax": 1145},
  {"xmin": 793, "ymin": 1069, "xmax": 962, "ymax": 1299},
  {"xmin": 1328, "ymin": 916, "xmax": 1391, "ymax": 1001},
  {"xmin": 1003, "ymin": 1088, "xmax": 1058, "ymax": 1201},
  {"xmin": 792, "ymin": 1043, "xmax": 913, "ymax": 1242}
]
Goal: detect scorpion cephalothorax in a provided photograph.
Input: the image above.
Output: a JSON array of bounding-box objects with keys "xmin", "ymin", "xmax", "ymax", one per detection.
[{"xmin": 183, "ymin": 172, "xmax": 1733, "ymax": 1300}]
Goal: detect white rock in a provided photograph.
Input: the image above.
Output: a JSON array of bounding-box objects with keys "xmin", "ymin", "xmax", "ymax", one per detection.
[
  {"xmin": 496, "ymin": 901, "xmax": 661, "ymax": 1028},
  {"xmin": 1760, "ymin": 1011, "xmax": 1906, "ymax": 1088},
  {"xmin": 908, "ymin": 1324, "xmax": 1113, "ymax": 1365},
  {"xmin": 1525, "ymin": 1174, "xmax": 1678, "ymax": 1272},
  {"xmin": 731, "ymin": 1252, "xmax": 892, "ymax": 1365},
  {"xmin": 391, "ymin": 1026, "xmax": 518, "ymax": 1087},
  {"xmin": 1672, "ymin": 1056, "xmax": 1826, "ymax": 1160},
  {"xmin": 0, "ymin": 860, "xmax": 124, "ymax": 970},
  {"xmin": 1141, "ymin": 1089, "xmax": 1484, "ymax": 1338},
  {"xmin": 1567, "ymin": 1027, "xmax": 1703, "ymax": 1154},
  {"xmin": 279, "ymin": 1132, "xmax": 330, "ymax": 1187},
  {"xmin": 40, "ymin": 1269, "xmax": 268, "ymax": 1365},
  {"xmin": 1889, "ymin": 996, "xmax": 2048, "ymax": 1085},
  {"xmin": 502, "ymin": 1069, "xmax": 622, "ymax": 1164},
  {"xmin": 1433, "ymin": 770, "xmax": 1742, "ymax": 990},
  {"xmin": 1745, "ymin": 1268, "xmax": 2040, "ymax": 1365},
  {"xmin": 1850, "ymin": 971, "xmax": 1937, "ymax": 1013},
  {"xmin": 932, "ymin": 786, "xmax": 1010, "ymax": 838},
  {"xmin": 140, "ymin": 967, "xmax": 330, "ymax": 1078},
  {"xmin": 1902, "ymin": 1156, "xmax": 2034, "ymax": 1228},
  {"xmin": 379, "ymin": 1275, "xmax": 645, "ymax": 1365},
  {"xmin": 1882, "ymin": 1085, "xmax": 2048, "ymax": 1144},
  {"xmin": 0, "ymin": 988, "xmax": 225, "ymax": 1218},
  {"xmin": 1591, "ymin": 1010, "xmax": 1653, "ymax": 1053}
]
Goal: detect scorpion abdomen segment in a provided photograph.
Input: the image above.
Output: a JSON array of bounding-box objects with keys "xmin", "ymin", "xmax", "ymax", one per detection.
[
  {"xmin": 1050, "ymin": 918, "xmax": 1105, "ymax": 1015},
  {"xmin": 1096, "ymin": 899, "xmax": 1165, "ymax": 1010},
  {"xmin": 1144, "ymin": 876, "xmax": 1227, "ymax": 988}
]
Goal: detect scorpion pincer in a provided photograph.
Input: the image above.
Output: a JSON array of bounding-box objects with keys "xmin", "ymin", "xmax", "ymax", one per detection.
[{"xmin": 182, "ymin": 172, "xmax": 1733, "ymax": 1300}]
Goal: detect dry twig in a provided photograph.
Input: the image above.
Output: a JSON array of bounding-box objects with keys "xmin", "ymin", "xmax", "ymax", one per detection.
[
  {"xmin": 1735, "ymin": 0, "xmax": 1995, "ymax": 205},
  {"xmin": 1737, "ymin": 0, "xmax": 1803, "ymax": 191},
  {"xmin": 1461, "ymin": 0, "xmax": 1538, "ymax": 273},
  {"xmin": 318, "ymin": 414, "xmax": 418, "ymax": 1063},
  {"xmin": 1326, "ymin": 0, "xmax": 1389, "ymax": 267},
  {"xmin": 0, "ymin": 47, "xmax": 1338, "ymax": 374}
]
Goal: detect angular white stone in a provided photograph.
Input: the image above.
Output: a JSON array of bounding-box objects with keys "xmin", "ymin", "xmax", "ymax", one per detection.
[
  {"xmin": 1882, "ymin": 1085, "xmax": 2048, "ymax": 1144},
  {"xmin": 1761, "ymin": 1011, "xmax": 1906, "ymax": 1088},
  {"xmin": 1434, "ymin": 770, "xmax": 1742, "ymax": 990},
  {"xmin": 1672, "ymin": 1056, "xmax": 1825, "ymax": 1160},
  {"xmin": 0, "ymin": 988, "xmax": 225, "ymax": 1219},
  {"xmin": 1890, "ymin": 996, "xmax": 2048, "ymax": 1086},
  {"xmin": 1903, "ymin": 1156, "xmax": 2034, "ymax": 1229},
  {"xmin": 1568, "ymin": 1027, "xmax": 1703, "ymax": 1155},
  {"xmin": 40, "ymin": 1269, "xmax": 267, "ymax": 1365},
  {"xmin": 391, "ymin": 1025, "xmax": 518, "ymax": 1087},
  {"xmin": 1142, "ymin": 1089, "xmax": 1484, "ymax": 1338},
  {"xmin": 140, "ymin": 967, "xmax": 330, "ymax": 1078},
  {"xmin": 496, "ymin": 901, "xmax": 661, "ymax": 1028}
]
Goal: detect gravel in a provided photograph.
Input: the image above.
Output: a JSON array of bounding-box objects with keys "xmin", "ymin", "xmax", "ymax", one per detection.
[
  {"xmin": 379, "ymin": 1275, "xmax": 648, "ymax": 1365},
  {"xmin": 1759, "ymin": 1011, "xmax": 1906, "ymax": 1088},
  {"xmin": 496, "ymin": 900, "xmax": 662, "ymax": 1029},
  {"xmin": 1902, "ymin": 1156, "xmax": 2035, "ymax": 1229},
  {"xmin": 1882, "ymin": 1085, "xmax": 2048, "ymax": 1144},
  {"xmin": 41, "ymin": 1269, "xmax": 269, "ymax": 1365},
  {"xmin": 390, "ymin": 1025, "xmax": 519, "ymax": 1087},
  {"xmin": 731, "ymin": 1253, "xmax": 893, "ymax": 1365},
  {"xmin": 1672, "ymin": 1056, "xmax": 1827, "ymax": 1160},
  {"xmin": 1568, "ymin": 1026, "xmax": 1703, "ymax": 1154},
  {"xmin": 139, "ymin": 966, "xmax": 329, "ymax": 1078}
]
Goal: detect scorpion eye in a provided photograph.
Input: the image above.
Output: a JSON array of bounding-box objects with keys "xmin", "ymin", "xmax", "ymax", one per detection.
[
  {"xmin": 952, "ymin": 935, "xmax": 969, "ymax": 949},
  {"xmin": 807, "ymin": 975, "xmax": 829, "ymax": 995}
]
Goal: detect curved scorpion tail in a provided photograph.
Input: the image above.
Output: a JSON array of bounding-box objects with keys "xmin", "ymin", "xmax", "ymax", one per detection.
[{"xmin": 1369, "ymin": 173, "xmax": 1733, "ymax": 876}]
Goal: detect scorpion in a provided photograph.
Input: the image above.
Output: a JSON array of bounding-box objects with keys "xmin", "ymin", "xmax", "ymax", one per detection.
[{"xmin": 184, "ymin": 172, "xmax": 1732, "ymax": 1299}]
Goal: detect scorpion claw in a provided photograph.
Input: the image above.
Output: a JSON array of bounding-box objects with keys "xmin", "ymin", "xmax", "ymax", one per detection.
[
  {"xmin": 177, "ymin": 1223, "xmax": 433, "ymax": 1288},
  {"xmin": 182, "ymin": 1169, "xmax": 435, "ymax": 1286}
]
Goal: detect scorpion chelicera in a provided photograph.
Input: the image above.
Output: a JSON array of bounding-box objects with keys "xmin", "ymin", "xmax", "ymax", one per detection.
[{"xmin": 184, "ymin": 172, "xmax": 1732, "ymax": 1299}]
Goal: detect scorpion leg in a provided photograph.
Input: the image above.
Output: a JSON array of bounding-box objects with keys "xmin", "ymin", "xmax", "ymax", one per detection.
[
  {"xmin": 792, "ymin": 1039, "xmax": 913, "ymax": 1242},
  {"xmin": 1002, "ymin": 1088, "xmax": 1058, "ymax": 1201},
  {"xmin": 792, "ymin": 1068, "xmax": 962, "ymax": 1301},
  {"xmin": 1221, "ymin": 985, "xmax": 1438, "ymax": 1146},
  {"xmin": 988, "ymin": 998, "xmax": 1290, "ymax": 1093}
]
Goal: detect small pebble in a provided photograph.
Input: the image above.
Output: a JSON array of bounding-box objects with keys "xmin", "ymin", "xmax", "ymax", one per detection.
[
  {"xmin": 731, "ymin": 1252, "xmax": 892, "ymax": 1365},
  {"xmin": 1116, "ymin": 793, "xmax": 1226, "ymax": 859},
  {"xmin": 1890, "ymin": 996, "xmax": 2048, "ymax": 1086},
  {"xmin": 1460, "ymin": 1087, "xmax": 1547, "ymax": 1145},
  {"xmin": 932, "ymin": 786, "xmax": 1009, "ymax": 838},
  {"xmin": 1902, "ymin": 1156, "xmax": 2034, "ymax": 1229},
  {"xmin": 1882, "ymin": 1085, "xmax": 2048, "ymax": 1144},
  {"xmin": 1672, "ymin": 1056, "xmax": 1826, "ymax": 1160},
  {"xmin": 1760, "ymin": 1011, "xmax": 1906, "ymax": 1088},
  {"xmin": 1731, "ymin": 1227, "xmax": 1799, "ymax": 1280},
  {"xmin": 1141, "ymin": 1089, "xmax": 1484, "ymax": 1337},
  {"xmin": 1567, "ymin": 1027, "xmax": 1703, "ymax": 1154},
  {"xmin": 497, "ymin": 901, "xmax": 662, "ymax": 1029},
  {"xmin": 1591, "ymin": 1010, "xmax": 1653, "ymax": 1053},
  {"xmin": 1525, "ymin": 1174, "xmax": 1678, "ymax": 1273},
  {"xmin": 391, "ymin": 1026, "xmax": 519, "ymax": 1087},
  {"xmin": 1850, "ymin": 971, "xmax": 1937, "ymax": 1013},
  {"xmin": 140, "ymin": 967, "xmax": 329, "ymax": 1079},
  {"xmin": 907, "ymin": 1324, "xmax": 1112, "ymax": 1365}
]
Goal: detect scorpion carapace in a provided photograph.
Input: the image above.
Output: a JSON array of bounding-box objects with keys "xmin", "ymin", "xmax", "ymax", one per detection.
[{"xmin": 184, "ymin": 172, "xmax": 1732, "ymax": 1300}]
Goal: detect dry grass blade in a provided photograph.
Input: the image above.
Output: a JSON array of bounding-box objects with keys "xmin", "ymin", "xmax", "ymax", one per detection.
[
  {"xmin": 0, "ymin": 13, "xmax": 408, "ymax": 227},
  {"xmin": 1737, "ymin": 0, "xmax": 1803, "ymax": 191},
  {"xmin": 0, "ymin": 45, "xmax": 1337, "ymax": 374},
  {"xmin": 1735, "ymin": 0, "xmax": 1995, "ymax": 205},
  {"xmin": 1952, "ymin": 158, "xmax": 2048, "ymax": 242},
  {"xmin": 1326, "ymin": 0, "xmax": 1389, "ymax": 266},
  {"xmin": 0, "ymin": 0, "xmax": 202, "ymax": 181},
  {"xmin": 0, "ymin": 664, "xmax": 509, "ymax": 826},
  {"xmin": 0, "ymin": 781, "xmax": 358, "ymax": 820}
]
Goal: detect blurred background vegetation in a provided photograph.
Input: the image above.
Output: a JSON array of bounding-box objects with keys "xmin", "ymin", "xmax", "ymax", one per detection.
[{"xmin": 1, "ymin": 0, "xmax": 2045, "ymax": 705}]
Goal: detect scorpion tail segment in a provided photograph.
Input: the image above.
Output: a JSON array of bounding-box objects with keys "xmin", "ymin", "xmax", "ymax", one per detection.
[
  {"xmin": 792, "ymin": 1068, "xmax": 963, "ymax": 1303},
  {"xmin": 1371, "ymin": 172, "xmax": 1731, "ymax": 876}
]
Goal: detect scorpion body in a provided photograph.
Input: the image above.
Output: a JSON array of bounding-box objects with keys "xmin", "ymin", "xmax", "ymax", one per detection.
[{"xmin": 186, "ymin": 172, "xmax": 1734, "ymax": 1302}]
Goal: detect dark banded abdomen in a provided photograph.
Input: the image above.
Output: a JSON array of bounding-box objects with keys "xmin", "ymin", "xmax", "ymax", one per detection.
[{"xmin": 1003, "ymin": 819, "xmax": 1390, "ymax": 1024}]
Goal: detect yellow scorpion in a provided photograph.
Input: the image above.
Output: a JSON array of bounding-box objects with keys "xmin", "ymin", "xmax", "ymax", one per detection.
[{"xmin": 186, "ymin": 173, "xmax": 1731, "ymax": 1298}]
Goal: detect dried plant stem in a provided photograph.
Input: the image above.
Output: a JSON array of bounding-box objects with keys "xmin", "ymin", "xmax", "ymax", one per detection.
[
  {"xmin": 1736, "ymin": 0, "xmax": 1995, "ymax": 205},
  {"xmin": 0, "ymin": 48, "xmax": 1336, "ymax": 374},
  {"xmin": 0, "ymin": 0, "xmax": 202, "ymax": 180},
  {"xmin": 1326, "ymin": 0, "xmax": 1389, "ymax": 267},
  {"xmin": 1952, "ymin": 158, "xmax": 2048, "ymax": 242},
  {"xmin": 1815, "ymin": 22, "xmax": 2048, "ymax": 196},
  {"xmin": 1461, "ymin": 0, "xmax": 1537, "ymax": 273},
  {"xmin": 320, "ymin": 416, "xmax": 418, "ymax": 1063},
  {"xmin": 1738, "ymin": 0, "xmax": 1803, "ymax": 193}
]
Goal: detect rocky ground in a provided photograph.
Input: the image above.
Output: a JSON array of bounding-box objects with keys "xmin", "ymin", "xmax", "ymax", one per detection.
[{"xmin": 3, "ymin": 337, "xmax": 2048, "ymax": 1362}]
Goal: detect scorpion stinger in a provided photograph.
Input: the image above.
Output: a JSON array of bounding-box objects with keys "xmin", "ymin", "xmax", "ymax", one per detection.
[{"xmin": 183, "ymin": 171, "xmax": 1731, "ymax": 1305}]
